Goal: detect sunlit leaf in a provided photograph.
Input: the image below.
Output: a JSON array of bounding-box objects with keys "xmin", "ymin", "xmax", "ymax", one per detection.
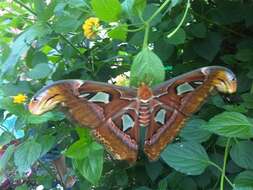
[{"xmin": 130, "ymin": 48, "xmax": 165, "ymax": 87}]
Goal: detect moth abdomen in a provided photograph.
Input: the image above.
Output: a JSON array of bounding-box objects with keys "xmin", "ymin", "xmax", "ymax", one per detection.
[{"xmin": 138, "ymin": 102, "xmax": 151, "ymax": 126}]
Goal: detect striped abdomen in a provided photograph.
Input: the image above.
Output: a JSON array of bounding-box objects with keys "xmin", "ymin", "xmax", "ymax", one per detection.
[{"xmin": 139, "ymin": 102, "xmax": 151, "ymax": 126}]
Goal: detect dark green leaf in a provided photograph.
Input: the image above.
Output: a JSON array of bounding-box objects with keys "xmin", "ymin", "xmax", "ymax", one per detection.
[
  {"xmin": 130, "ymin": 48, "xmax": 165, "ymax": 87},
  {"xmin": 142, "ymin": 4, "xmax": 162, "ymax": 26},
  {"xmin": 230, "ymin": 141, "xmax": 253, "ymax": 170},
  {"xmin": 235, "ymin": 49, "xmax": 253, "ymax": 62},
  {"xmin": 91, "ymin": 0, "xmax": 122, "ymax": 22},
  {"xmin": 37, "ymin": 135, "xmax": 55, "ymax": 157},
  {"xmin": 167, "ymin": 28, "xmax": 186, "ymax": 45},
  {"xmin": 188, "ymin": 22, "xmax": 207, "ymax": 38},
  {"xmin": 193, "ymin": 32, "xmax": 222, "ymax": 62},
  {"xmin": 221, "ymin": 54, "xmax": 237, "ymax": 65},
  {"xmin": 234, "ymin": 171, "xmax": 253, "ymax": 190},
  {"xmin": 203, "ymin": 112, "xmax": 253, "ymax": 139},
  {"xmin": 161, "ymin": 142, "xmax": 210, "ymax": 175},
  {"xmin": 145, "ymin": 161, "xmax": 163, "ymax": 181},
  {"xmin": 180, "ymin": 119, "xmax": 211, "ymax": 143}
]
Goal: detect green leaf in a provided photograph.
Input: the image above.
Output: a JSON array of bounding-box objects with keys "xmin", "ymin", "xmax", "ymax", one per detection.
[
  {"xmin": 234, "ymin": 171, "xmax": 253, "ymax": 190},
  {"xmin": 133, "ymin": 0, "xmax": 146, "ymax": 15},
  {"xmin": 142, "ymin": 4, "xmax": 162, "ymax": 26},
  {"xmin": 1, "ymin": 24, "xmax": 51, "ymax": 79},
  {"xmin": 122, "ymin": 0, "xmax": 147, "ymax": 16},
  {"xmin": 91, "ymin": 0, "xmax": 122, "ymax": 22},
  {"xmin": 203, "ymin": 112, "xmax": 253, "ymax": 139},
  {"xmin": 180, "ymin": 119, "xmax": 211, "ymax": 143},
  {"xmin": 25, "ymin": 111, "xmax": 65, "ymax": 124},
  {"xmin": 193, "ymin": 32, "xmax": 222, "ymax": 62},
  {"xmin": 15, "ymin": 184, "xmax": 28, "ymax": 190},
  {"xmin": 0, "ymin": 97, "xmax": 64, "ymax": 124},
  {"xmin": 34, "ymin": 0, "xmax": 56, "ymax": 21},
  {"xmin": 29, "ymin": 51, "xmax": 48, "ymax": 68},
  {"xmin": 73, "ymin": 142, "xmax": 104, "ymax": 184},
  {"xmin": 167, "ymin": 28, "xmax": 186, "ymax": 45},
  {"xmin": 53, "ymin": 14, "xmax": 83, "ymax": 33},
  {"xmin": 0, "ymin": 132, "xmax": 13, "ymax": 146},
  {"xmin": 161, "ymin": 142, "xmax": 210, "ymax": 175},
  {"xmin": 65, "ymin": 139, "xmax": 91, "ymax": 159},
  {"xmin": 0, "ymin": 145, "xmax": 15, "ymax": 172},
  {"xmin": 1, "ymin": 81, "xmax": 32, "ymax": 96},
  {"xmin": 108, "ymin": 24, "xmax": 127, "ymax": 41},
  {"xmin": 230, "ymin": 141, "xmax": 253, "ymax": 170},
  {"xmin": 130, "ymin": 48, "xmax": 165, "ymax": 87},
  {"xmin": 27, "ymin": 63, "xmax": 52, "ymax": 79},
  {"xmin": 14, "ymin": 139, "xmax": 42, "ymax": 173}
]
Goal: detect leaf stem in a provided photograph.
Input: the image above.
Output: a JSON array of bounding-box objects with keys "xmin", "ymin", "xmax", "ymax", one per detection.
[
  {"xmin": 167, "ymin": 0, "xmax": 190, "ymax": 39},
  {"xmin": 142, "ymin": 22, "xmax": 149, "ymax": 49},
  {"xmin": 220, "ymin": 138, "xmax": 231, "ymax": 190},
  {"xmin": 208, "ymin": 161, "xmax": 234, "ymax": 188}
]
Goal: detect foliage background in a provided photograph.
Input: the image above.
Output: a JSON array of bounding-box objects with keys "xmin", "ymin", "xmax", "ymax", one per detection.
[{"xmin": 0, "ymin": 0, "xmax": 253, "ymax": 189}]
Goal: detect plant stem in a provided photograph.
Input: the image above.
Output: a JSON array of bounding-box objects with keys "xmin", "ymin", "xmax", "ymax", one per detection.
[
  {"xmin": 208, "ymin": 161, "xmax": 234, "ymax": 188},
  {"xmin": 167, "ymin": 0, "xmax": 190, "ymax": 39},
  {"xmin": 220, "ymin": 138, "xmax": 231, "ymax": 190},
  {"xmin": 147, "ymin": 0, "xmax": 172, "ymax": 23}
]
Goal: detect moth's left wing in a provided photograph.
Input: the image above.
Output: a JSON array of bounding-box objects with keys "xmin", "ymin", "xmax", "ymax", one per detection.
[
  {"xmin": 144, "ymin": 66, "xmax": 237, "ymax": 160},
  {"xmin": 29, "ymin": 80, "xmax": 140, "ymax": 163}
]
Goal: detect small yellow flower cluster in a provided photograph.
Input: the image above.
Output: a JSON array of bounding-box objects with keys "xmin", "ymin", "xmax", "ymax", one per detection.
[
  {"xmin": 82, "ymin": 17, "xmax": 100, "ymax": 39},
  {"xmin": 115, "ymin": 74, "xmax": 129, "ymax": 87},
  {"xmin": 13, "ymin": 93, "xmax": 27, "ymax": 104}
]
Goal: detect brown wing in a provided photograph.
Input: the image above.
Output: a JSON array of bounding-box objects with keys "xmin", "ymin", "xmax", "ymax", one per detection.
[
  {"xmin": 29, "ymin": 80, "xmax": 140, "ymax": 163},
  {"xmin": 144, "ymin": 66, "xmax": 237, "ymax": 160}
]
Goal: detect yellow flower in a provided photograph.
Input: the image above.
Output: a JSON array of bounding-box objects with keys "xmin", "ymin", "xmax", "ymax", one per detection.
[
  {"xmin": 82, "ymin": 17, "xmax": 100, "ymax": 39},
  {"xmin": 13, "ymin": 93, "xmax": 27, "ymax": 104},
  {"xmin": 115, "ymin": 74, "xmax": 129, "ymax": 87}
]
